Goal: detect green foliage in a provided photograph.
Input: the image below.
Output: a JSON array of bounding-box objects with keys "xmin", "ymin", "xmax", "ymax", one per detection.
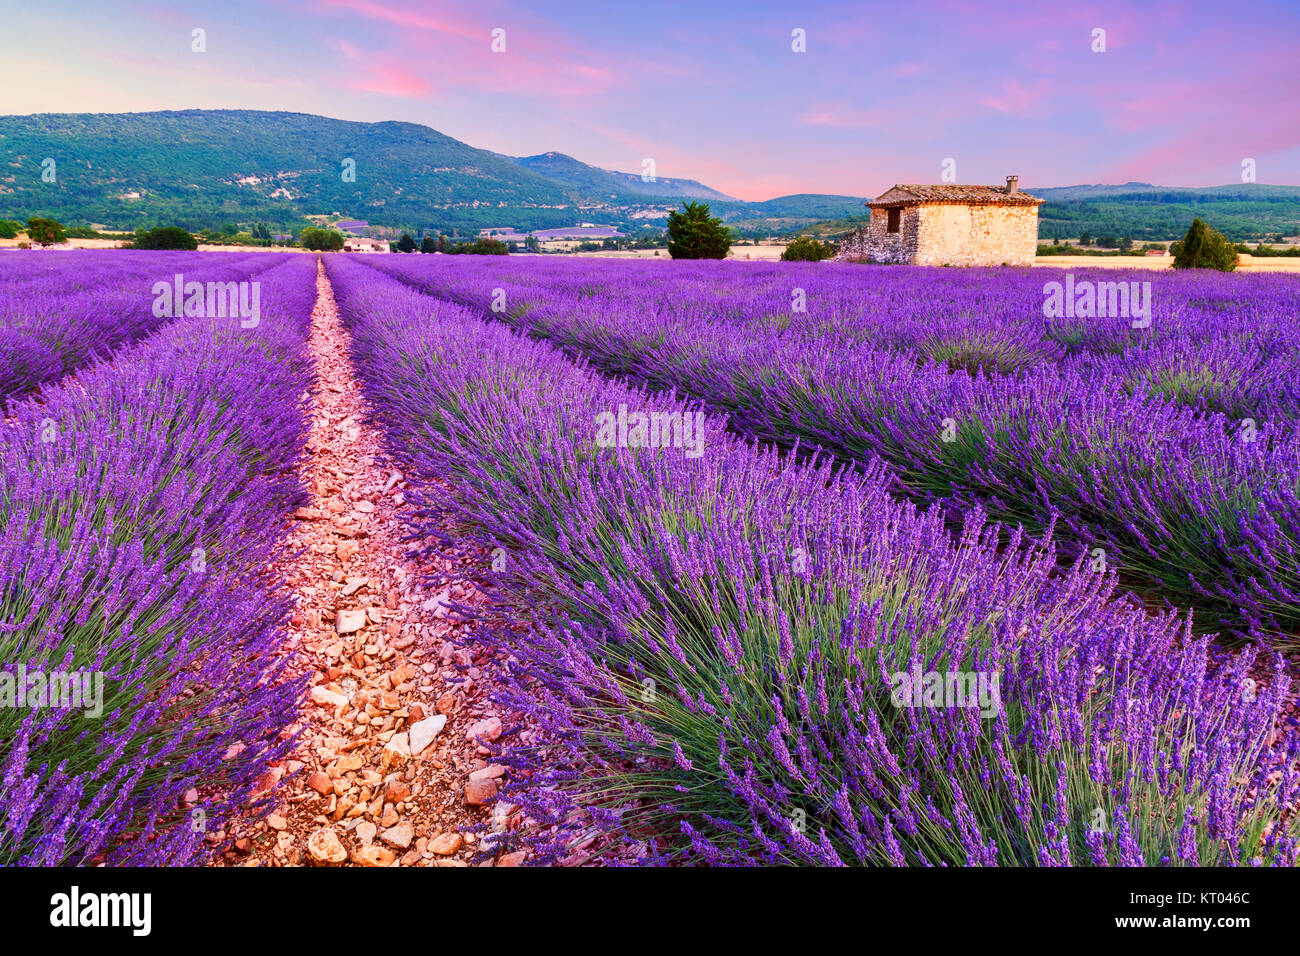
[
  {"xmin": 667, "ymin": 202, "xmax": 731, "ymax": 260},
  {"xmin": 0, "ymin": 219, "xmax": 21, "ymax": 239},
  {"xmin": 920, "ymin": 336, "xmax": 1045, "ymax": 377},
  {"xmin": 131, "ymin": 226, "xmax": 198, "ymax": 250},
  {"xmin": 781, "ymin": 236, "xmax": 838, "ymax": 261},
  {"xmin": 25, "ymin": 217, "xmax": 66, "ymax": 246},
  {"xmin": 1171, "ymin": 217, "xmax": 1238, "ymax": 271},
  {"xmin": 444, "ymin": 238, "xmax": 508, "ymax": 255},
  {"xmin": 299, "ymin": 226, "xmax": 343, "ymax": 251},
  {"xmin": 419, "ymin": 235, "xmax": 437, "ymax": 254},
  {"xmin": 396, "ymin": 233, "xmax": 417, "ymax": 253},
  {"xmin": 62, "ymin": 226, "xmax": 129, "ymax": 240},
  {"xmin": 1035, "ymin": 184, "xmax": 1300, "ymax": 242},
  {"xmin": 1234, "ymin": 242, "xmax": 1300, "ymax": 257}
]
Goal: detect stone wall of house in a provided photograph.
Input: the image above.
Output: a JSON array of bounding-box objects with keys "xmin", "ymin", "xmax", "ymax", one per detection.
[
  {"xmin": 837, "ymin": 207, "xmax": 920, "ymax": 264},
  {"xmin": 912, "ymin": 204, "xmax": 1039, "ymax": 266}
]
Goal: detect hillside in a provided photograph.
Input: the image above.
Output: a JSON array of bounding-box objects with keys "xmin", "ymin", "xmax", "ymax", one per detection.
[
  {"xmin": 508, "ymin": 151, "xmax": 736, "ymax": 202},
  {"xmin": 0, "ymin": 109, "xmax": 852, "ymax": 235},
  {"xmin": 0, "ymin": 110, "xmax": 585, "ymax": 234},
  {"xmin": 1031, "ymin": 183, "xmax": 1300, "ymax": 240}
]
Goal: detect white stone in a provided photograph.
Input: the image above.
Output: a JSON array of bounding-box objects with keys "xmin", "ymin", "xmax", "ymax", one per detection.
[{"xmin": 409, "ymin": 714, "xmax": 447, "ymax": 756}]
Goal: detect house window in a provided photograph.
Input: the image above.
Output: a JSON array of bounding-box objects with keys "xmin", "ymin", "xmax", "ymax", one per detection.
[{"xmin": 887, "ymin": 208, "xmax": 901, "ymax": 233}]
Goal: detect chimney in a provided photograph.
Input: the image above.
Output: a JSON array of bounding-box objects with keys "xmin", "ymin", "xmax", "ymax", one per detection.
[{"xmin": 1005, "ymin": 175, "xmax": 1019, "ymax": 195}]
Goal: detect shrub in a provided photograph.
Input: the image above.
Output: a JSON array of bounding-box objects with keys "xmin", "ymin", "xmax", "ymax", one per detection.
[
  {"xmin": 445, "ymin": 238, "xmax": 508, "ymax": 256},
  {"xmin": 0, "ymin": 220, "xmax": 21, "ymax": 239},
  {"xmin": 667, "ymin": 202, "xmax": 731, "ymax": 259},
  {"xmin": 781, "ymin": 236, "xmax": 838, "ymax": 261},
  {"xmin": 299, "ymin": 227, "xmax": 343, "ymax": 251},
  {"xmin": 1171, "ymin": 217, "xmax": 1237, "ymax": 271},
  {"xmin": 131, "ymin": 226, "xmax": 198, "ymax": 251},
  {"xmin": 25, "ymin": 218, "xmax": 66, "ymax": 247}
]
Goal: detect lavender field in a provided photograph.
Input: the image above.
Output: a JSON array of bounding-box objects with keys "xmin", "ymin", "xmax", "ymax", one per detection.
[{"xmin": 4, "ymin": 250, "xmax": 1299, "ymax": 867}]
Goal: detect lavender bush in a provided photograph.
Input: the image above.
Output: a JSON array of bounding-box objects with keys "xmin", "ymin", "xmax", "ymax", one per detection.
[
  {"xmin": 0, "ymin": 250, "xmax": 291, "ymax": 408},
  {"xmin": 361, "ymin": 255, "xmax": 1300, "ymax": 642},
  {"xmin": 0, "ymin": 254, "xmax": 316, "ymax": 865},
  {"xmin": 327, "ymin": 255, "xmax": 1299, "ymax": 866}
]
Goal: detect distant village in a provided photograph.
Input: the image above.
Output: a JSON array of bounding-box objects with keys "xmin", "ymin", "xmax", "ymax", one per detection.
[{"xmin": 327, "ymin": 217, "xmax": 631, "ymax": 254}]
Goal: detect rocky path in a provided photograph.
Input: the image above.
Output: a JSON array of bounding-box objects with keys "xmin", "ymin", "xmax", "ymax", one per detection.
[{"xmin": 218, "ymin": 259, "xmax": 526, "ymax": 867}]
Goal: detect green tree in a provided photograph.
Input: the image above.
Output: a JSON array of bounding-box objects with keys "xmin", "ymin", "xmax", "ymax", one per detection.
[
  {"xmin": 1078, "ymin": 231, "xmax": 1093, "ymax": 246},
  {"xmin": 397, "ymin": 232, "xmax": 417, "ymax": 253},
  {"xmin": 300, "ymin": 227, "xmax": 343, "ymax": 251},
  {"xmin": 0, "ymin": 219, "xmax": 21, "ymax": 239},
  {"xmin": 26, "ymin": 217, "xmax": 66, "ymax": 247},
  {"xmin": 666, "ymin": 202, "xmax": 731, "ymax": 260},
  {"xmin": 781, "ymin": 236, "xmax": 838, "ymax": 261},
  {"xmin": 1171, "ymin": 217, "xmax": 1238, "ymax": 271},
  {"xmin": 420, "ymin": 235, "xmax": 437, "ymax": 254},
  {"xmin": 131, "ymin": 226, "xmax": 198, "ymax": 250},
  {"xmin": 445, "ymin": 238, "xmax": 508, "ymax": 256}
]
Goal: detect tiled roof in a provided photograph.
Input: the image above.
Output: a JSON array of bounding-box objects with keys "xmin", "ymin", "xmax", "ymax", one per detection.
[{"xmin": 867, "ymin": 184, "xmax": 1044, "ymax": 207}]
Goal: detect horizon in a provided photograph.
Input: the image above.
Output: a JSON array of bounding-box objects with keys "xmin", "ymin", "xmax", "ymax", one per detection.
[{"xmin": 2, "ymin": 0, "xmax": 1297, "ymax": 200}]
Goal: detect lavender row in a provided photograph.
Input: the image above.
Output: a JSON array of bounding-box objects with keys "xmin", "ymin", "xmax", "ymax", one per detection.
[
  {"xmin": 0, "ymin": 251, "xmax": 293, "ymax": 409},
  {"xmin": 0, "ymin": 255, "xmax": 317, "ymax": 865},
  {"xmin": 359, "ymin": 256, "xmax": 1300, "ymax": 641},
  {"xmin": 326, "ymin": 254, "xmax": 1298, "ymax": 866}
]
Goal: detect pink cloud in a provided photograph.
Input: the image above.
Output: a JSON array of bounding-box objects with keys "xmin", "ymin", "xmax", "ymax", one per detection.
[
  {"xmin": 317, "ymin": 0, "xmax": 480, "ymax": 40},
  {"xmin": 318, "ymin": 0, "xmax": 627, "ymax": 99},
  {"xmin": 354, "ymin": 63, "xmax": 430, "ymax": 98}
]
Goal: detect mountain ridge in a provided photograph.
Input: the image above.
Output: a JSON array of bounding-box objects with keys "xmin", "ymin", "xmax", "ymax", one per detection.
[{"xmin": 0, "ymin": 108, "xmax": 858, "ymax": 234}]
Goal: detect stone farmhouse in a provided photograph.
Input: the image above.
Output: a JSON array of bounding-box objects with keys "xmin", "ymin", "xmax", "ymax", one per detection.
[
  {"xmin": 838, "ymin": 176, "xmax": 1044, "ymax": 266},
  {"xmin": 343, "ymin": 236, "xmax": 389, "ymax": 254}
]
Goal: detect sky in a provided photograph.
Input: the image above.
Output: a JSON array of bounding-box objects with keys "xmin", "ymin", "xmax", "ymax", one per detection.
[{"xmin": 2, "ymin": 0, "xmax": 1298, "ymax": 200}]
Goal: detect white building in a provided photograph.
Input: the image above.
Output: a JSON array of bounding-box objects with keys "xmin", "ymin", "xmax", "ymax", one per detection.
[{"xmin": 343, "ymin": 237, "xmax": 389, "ymax": 254}]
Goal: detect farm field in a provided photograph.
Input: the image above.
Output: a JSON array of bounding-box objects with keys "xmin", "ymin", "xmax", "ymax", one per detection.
[{"xmin": 3, "ymin": 250, "xmax": 1299, "ymax": 868}]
